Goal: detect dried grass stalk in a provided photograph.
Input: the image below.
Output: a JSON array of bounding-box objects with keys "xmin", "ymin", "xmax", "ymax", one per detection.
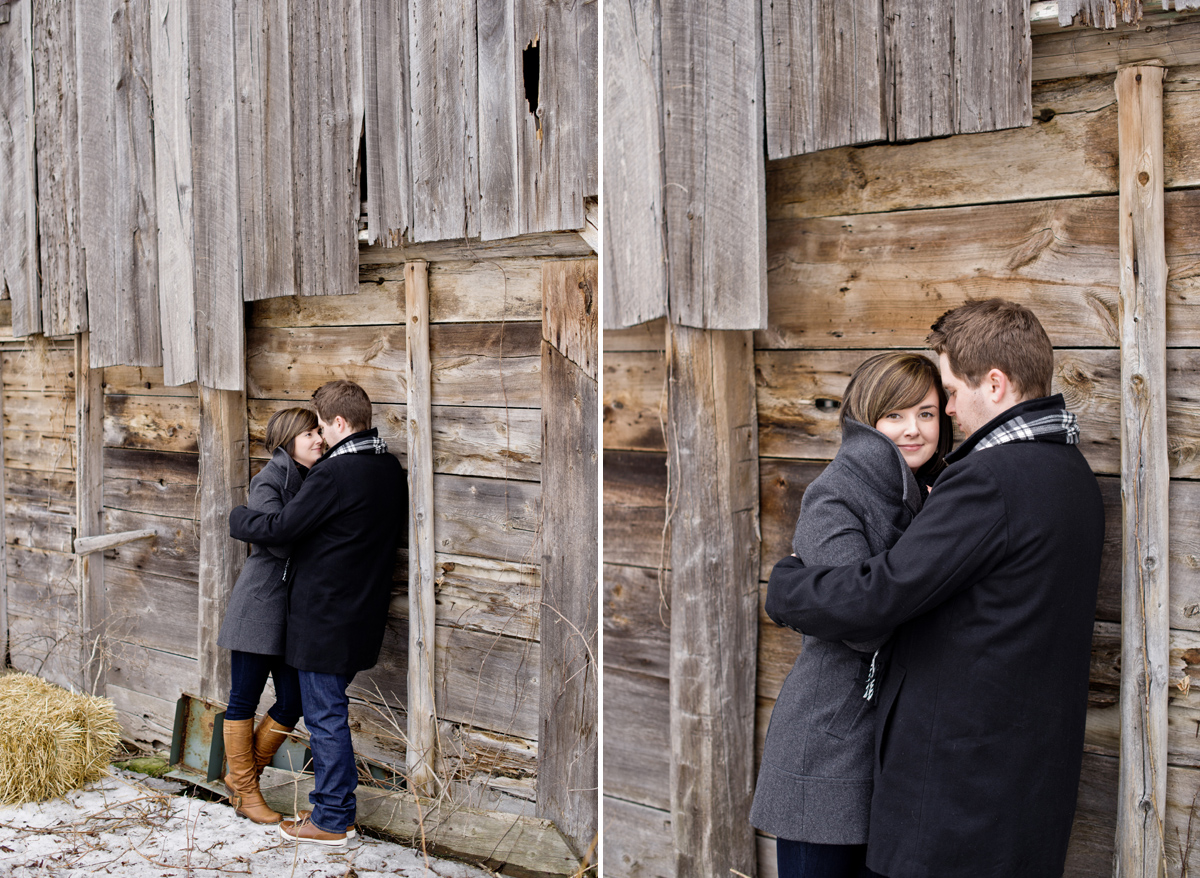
[{"xmin": 0, "ymin": 672, "xmax": 120, "ymax": 804}]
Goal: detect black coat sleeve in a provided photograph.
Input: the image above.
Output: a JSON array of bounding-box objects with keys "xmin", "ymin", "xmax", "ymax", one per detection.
[
  {"xmin": 230, "ymin": 464, "xmax": 340, "ymax": 546},
  {"xmin": 765, "ymin": 457, "xmax": 1009, "ymax": 642}
]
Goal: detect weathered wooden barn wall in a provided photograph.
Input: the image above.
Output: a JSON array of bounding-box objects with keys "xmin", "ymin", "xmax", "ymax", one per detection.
[{"xmin": 603, "ymin": 28, "xmax": 1200, "ymax": 878}]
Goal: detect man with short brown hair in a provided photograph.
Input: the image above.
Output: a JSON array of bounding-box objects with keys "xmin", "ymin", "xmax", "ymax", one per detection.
[
  {"xmin": 230, "ymin": 379, "xmax": 406, "ymax": 847},
  {"xmin": 766, "ymin": 299, "xmax": 1104, "ymax": 877}
]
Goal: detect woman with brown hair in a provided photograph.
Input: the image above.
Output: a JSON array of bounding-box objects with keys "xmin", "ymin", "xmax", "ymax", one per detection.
[
  {"xmin": 750, "ymin": 352, "xmax": 953, "ymax": 878},
  {"xmin": 217, "ymin": 407, "xmax": 325, "ymax": 825}
]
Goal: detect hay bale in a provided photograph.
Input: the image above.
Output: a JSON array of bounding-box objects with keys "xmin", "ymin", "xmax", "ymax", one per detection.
[{"xmin": 0, "ymin": 672, "xmax": 121, "ymax": 804}]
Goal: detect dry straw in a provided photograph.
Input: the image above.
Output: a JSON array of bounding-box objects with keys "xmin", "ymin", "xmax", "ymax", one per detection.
[{"xmin": 0, "ymin": 672, "xmax": 120, "ymax": 805}]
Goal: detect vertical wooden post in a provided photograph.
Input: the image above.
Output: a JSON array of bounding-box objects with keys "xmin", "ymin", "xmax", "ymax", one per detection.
[
  {"xmin": 76, "ymin": 333, "xmax": 106, "ymax": 695},
  {"xmin": 198, "ymin": 386, "xmax": 248, "ymax": 702},
  {"xmin": 405, "ymin": 259, "xmax": 437, "ymax": 796},
  {"xmin": 538, "ymin": 260, "xmax": 599, "ymax": 859},
  {"xmin": 667, "ymin": 325, "xmax": 760, "ymax": 878},
  {"xmin": 0, "ymin": 341, "xmax": 6, "ymax": 667},
  {"xmin": 1115, "ymin": 63, "xmax": 1169, "ymax": 878}
]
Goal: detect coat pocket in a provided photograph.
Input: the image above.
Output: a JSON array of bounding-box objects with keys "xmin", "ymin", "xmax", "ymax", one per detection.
[{"xmin": 823, "ymin": 655, "xmax": 873, "ymax": 740}]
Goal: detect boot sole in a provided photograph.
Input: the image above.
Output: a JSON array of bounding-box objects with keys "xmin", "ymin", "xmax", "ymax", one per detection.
[{"xmin": 278, "ymin": 824, "xmax": 358, "ymax": 846}]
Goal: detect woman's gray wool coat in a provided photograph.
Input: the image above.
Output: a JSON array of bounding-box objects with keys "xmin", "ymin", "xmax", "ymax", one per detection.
[
  {"xmin": 216, "ymin": 448, "xmax": 303, "ymax": 655},
  {"xmin": 749, "ymin": 417, "xmax": 924, "ymax": 845}
]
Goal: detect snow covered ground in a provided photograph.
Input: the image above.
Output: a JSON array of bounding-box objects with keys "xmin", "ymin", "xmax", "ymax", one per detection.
[{"xmin": 0, "ymin": 768, "xmax": 496, "ymax": 878}]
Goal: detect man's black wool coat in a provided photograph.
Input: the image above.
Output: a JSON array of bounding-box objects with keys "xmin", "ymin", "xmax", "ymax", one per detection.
[
  {"xmin": 766, "ymin": 396, "xmax": 1104, "ymax": 878},
  {"xmin": 229, "ymin": 430, "xmax": 407, "ymax": 676}
]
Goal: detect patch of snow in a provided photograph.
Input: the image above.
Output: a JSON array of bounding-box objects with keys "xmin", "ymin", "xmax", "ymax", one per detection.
[{"xmin": 0, "ymin": 769, "xmax": 496, "ymax": 878}]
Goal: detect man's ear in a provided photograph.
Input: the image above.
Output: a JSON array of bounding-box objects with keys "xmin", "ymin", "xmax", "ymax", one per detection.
[{"xmin": 985, "ymin": 368, "xmax": 1009, "ymax": 403}]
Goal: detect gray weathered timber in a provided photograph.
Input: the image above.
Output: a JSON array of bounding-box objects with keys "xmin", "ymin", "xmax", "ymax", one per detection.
[
  {"xmin": 1057, "ymin": 0, "xmax": 1125, "ymax": 28},
  {"xmin": 151, "ymin": 0, "xmax": 198, "ymax": 387},
  {"xmin": 197, "ymin": 386, "xmax": 248, "ymax": 702},
  {"xmin": 538, "ymin": 261, "xmax": 599, "ymax": 859},
  {"xmin": 189, "ymin": 0, "xmax": 244, "ymax": 390},
  {"xmin": 0, "ymin": 347, "xmax": 7, "ymax": 675},
  {"xmin": 409, "ymin": 0, "xmax": 480, "ymax": 242},
  {"xmin": 32, "ymin": 0, "xmax": 86, "ymax": 336},
  {"xmin": 884, "ymin": 0, "xmax": 1030, "ymax": 142},
  {"xmin": 0, "ymin": 0, "xmax": 39, "ymax": 337},
  {"xmin": 762, "ymin": 0, "xmax": 885, "ymax": 158},
  {"xmin": 290, "ymin": 0, "xmax": 362, "ymax": 297},
  {"xmin": 76, "ymin": 0, "xmax": 162, "ymax": 367},
  {"xmin": 235, "ymin": 0, "xmax": 297, "ymax": 302},
  {"xmin": 405, "ymin": 261, "xmax": 437, "ymax": 797},
  {"xmin": 662, "ymin": 1, "xmax": 767, "ymax": 329},
  {"xmin": 77, "ymin": 335, "xmax": 106, "ymax": 695},
  {"xmin": 604, "ymin": 796, "xmax": 673, "ymax": 878},
  {"xmin": 477, "ymin": 0, "xmax": 519, "ymax": 240},
  {"xmin": 1033, "ymin": 17, "xmax": 1200, "ymax": 82},
  {"xmin": 602, "ymin": 0, "xmax": 667, "ymax": 329},
  {"xmin": 667, "ymin": 326, "xmax": 759, "ymax": 877},
  {"xmin": 511, "ymin": 0, "xmax": 596, "ymax": 236},
  {"xmin": 1115, "ymin": 63, "xmax": 1169, "ymax": 878},
  {"xmin": 363, "ymin": 0, "xmax": 412, "ymax": 246}
]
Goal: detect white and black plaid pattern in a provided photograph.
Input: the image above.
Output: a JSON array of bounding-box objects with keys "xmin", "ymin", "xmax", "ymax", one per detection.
[
  {"xmin": 972, "ymin": 409, "xmax": 1079, "ymax": 453},
  {"xmin": 325, "ymin": 433, "xmax": 389, "ymax": 459}
]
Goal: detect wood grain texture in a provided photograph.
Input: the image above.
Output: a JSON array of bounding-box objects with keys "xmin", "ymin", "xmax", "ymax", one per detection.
[
  {"xmin": 604, "ymin": 563, "xmax": 671, "ymax": 679},
  {"xmin": 603, "ymin": 795, "xmax": 673, "ymax": 878},
  {"xmin": 104, "ymin": 394, "xmax": 201, "ymax": 454},
  {"xmin": 1034, "ymin": 16, "xmax": 1200, "ymax": 82},
  {"xmin": 197, "ymin": 387, "xmax": 248, "ymax": 701},
  {"xmin": 762, "ymin": 0, "xmax": 885, "ymax": 158},
  {"xmin": 476, "ymin": 0, "xmax": 518, "ymax": 241},
  {"xmin": 32, "ymin": 0, "xmax": 86, "ymax": 336},
  {"xmin": 405, "ymin": 261, "xmax": 437, "ymax": 797},
  {"xmin": 77, "ymin": 336, "xmax": 106, "ymax": 694},
  {"xmin": 602, "ymin": 450, "xmax": 669, "ymax": 571},
  {"xmin": 433, "ymin": 553, "xmax": 541, "ymax": 641},
  {"xmin": 104, "ymin": 566, "xmax": 198, "ymax": 658},
  {"xmin": 603, "ymin": 350, "xmax": 667, "ymax": 452},
  {"xmin": 190, "ymin": 0, "xmax": 243, "ymax": 390},
  {"xmin": 432, "ymin": 473, "xmax": 540, "ymax": 563},
  {"xmin": 408, "ymin": 0, "xmax": 479, "ymax": 242},
  {"xmin": 77, "ymin": 0, "xmax": 162, "ymax": 367},
  {"xmin": 763, "ymin": 190, "xmax": 1200, "ymax": 350},
  {"xmin": 538, "ymin": 341, "xmax": 598, "ymax": 856},
  {"xmin": 359, "ymin": 230, "xmax": 594, "ymax": 264},
  {"xmin": 603, "ymin": 667, "xmax": 670, "ymax": 811},
  {"xmin": 662, "ymin": 0, "xmax": 767, "ymax": 330},
  {"xmin": 0, "ymin": 353, "xmax": 7, "ymax": 674},
  {"xmin": 362, "ymin": 0, "xmax": 412, "ymax": 247},
  {"xmin": 150, "ymin": 0, "xmax": 197, "ymax": 386},
  {"xmin": 235, "ymin": 0, "xmax": 297, "ymax": 302},
  {"xmin": 602, "ymin": 0, "xmax": 667, "ymax": 329},
  {"xmin": 0, "ymin": 0, "xmax": 38, "ymax": 337},
  {"xmin": 542, "ymin": 260, "xmax": 598, "ymax": 380},
  {"xmin": 666, "ymin": 327, "xmax": 759, "ymax": 877},
  {"xmin": 1116, "ymin": 64, "xmax": 1170, "ymax": 878},
  {"xmin": 289, "ymin": 0, "xmax": 362, "ymax": 298}
]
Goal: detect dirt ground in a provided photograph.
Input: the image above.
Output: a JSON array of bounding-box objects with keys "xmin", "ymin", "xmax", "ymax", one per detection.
[{"xmin": 0, "ymin": 768, "xmax": 497, "ymax": 878}]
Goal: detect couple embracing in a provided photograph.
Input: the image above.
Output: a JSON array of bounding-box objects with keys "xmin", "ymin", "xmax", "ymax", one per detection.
[
  {"xmin": 214, "ymin": 380, "xmax": 406, "ymax": 847},
  {"xmin": 755, "ymin": 299, "xmax": 1105, "ymax": 878}
]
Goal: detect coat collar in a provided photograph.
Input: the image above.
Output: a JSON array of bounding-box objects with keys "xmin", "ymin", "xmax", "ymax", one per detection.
[
  {"xmin": 269, "ymin": 446, "xmax": 304, "ymax": 492},
  {"xmin": 947, "ymin": 394, "xmax": 1071, "ymax": 464},
  {"xmin": 837, "ymin": 418, "xmax": 924, "ymax": 517}
]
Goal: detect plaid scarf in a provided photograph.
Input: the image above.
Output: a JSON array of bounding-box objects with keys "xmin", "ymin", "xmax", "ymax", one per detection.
[
  {"xmin": 972, "ymin": 408, "xmax": 1079, "ymax": 453},
  {"xmin": 324, "ymin": 428, "xmax": 389, "ymax": 460}
]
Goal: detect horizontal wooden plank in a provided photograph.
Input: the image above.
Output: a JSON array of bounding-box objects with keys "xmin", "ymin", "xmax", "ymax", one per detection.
[
  {"xmin": 247, "ymin": 323, "xmax": 542, "ymax": 408},
  {"xmin": 602, "ymin": 667, "xmax": 669, "ymax": 811},
  {"xmin": 761, "ymin": 190, "xmax": 1200, "ymax": 349},
  {"xmin": 103, "ymin": 393, "xmax": 200, "ymax": 453},
  {"xmin": 602, "ymin": 796, "xmax": 672, "ymax": 878},
  {"xmin": 106, "ymin": 639, "xmax": 199, "ymax": 704},
  {"xmin": 358, "ymin": 231, "xmax": 594, "ymax": 265},
  {"xmin": 103, "ymin": 448, "xmax": 200, "ymax": 519},
  {"xmin": 104, "ymin": 566, "xmax": 198, "ymax": 658},
  {"xmin": 5, "ymin": 494, "xmax": 75, "ymax": 553},
  {"xmin": 433, "ymin": 553, "xmax": 541, "ymax": 642},
  {"xmin": 603, "ymin": 318, "xmax": 666, "ymax": 353},
  {"xmin": 250, "ymin": 280, "xmax": 406, "ymax": 328},
  {"xmin": 427, "ymin": 260, "xmax": 542, "ymax": 324},
  {"xmin": 3, "ymin": 390, "xmax": 73, "ymax": 435},
  {"xmin": 432, "ymin": 474, "xmax": 541, "ymax": 563},
  {"xmin": 1032, "ymin": 18, "xmax": 1200, "ymax": 83},
  {"xmin": 102, "ymin": 365, "xmax": 197, "ymax": 396},
  {"xmin": 1, "ymin": 342, "xmax": 74, "ymax": 391},
  {"xmin": 6, "ymin": 546, "xmax": 76, "ymax": 599},
  {"xmin": 766, "ymin": 70, "xmax": 1200, "ymax": 220},
  {"xmin": 4, "ymin": 467, "xmax": 74, "ymax": 505},
  {"xmin": 603, "ymin": 351, "xmax": 666, "ymax": 452},
  {"xmin": 6, "ymin": 572, "xmax": 78, "ymax": 629},
  {"xmin": 3, "ymin": 430, "xmax": 76, "ymax": 474},
  {"xmin": 361, "ymin": 618, "xmax": 542, "ymax": 739},
  {"xmin": 108, "ymin": 684, "xmax": 178, "ymax": 750},
  {"xmin": 603, "ymin": 563, "xmax": 670, "ymax": 678},
  {"xmin": 603, "ymin": 451, "xmax": 669, "ymax": 570},
  {"xmin": 754, "ymin": 348, "xmax": 1200, "ymax": 479},
  {"xmin": 101, "ymin": 508, "xmax": 202, "ymax": 583},
  {"xmin": 7, "ymin": 611, "xmax": 80, "ymax": 693}
]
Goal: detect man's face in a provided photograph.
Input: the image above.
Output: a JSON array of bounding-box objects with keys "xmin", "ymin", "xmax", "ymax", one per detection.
[
  {"xmin": 317, "ymin": 414, "xmax": 349, "ymax": 447},
  {"xmin": 938, "ymin": 353, "xmax": 990, "ymax": 438}
]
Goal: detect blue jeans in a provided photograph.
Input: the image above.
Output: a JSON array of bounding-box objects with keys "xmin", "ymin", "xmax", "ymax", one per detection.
[
  {"xmin": 226, "ymin": 651, "xmax": 302, "ymax": 726},
  {"xmin": 776, "ymin": 838, "xmax": 872, "ymax": 878},
  {"xmin": 297, "ymin": 670, "xmax": 357, "ymax": 833}
]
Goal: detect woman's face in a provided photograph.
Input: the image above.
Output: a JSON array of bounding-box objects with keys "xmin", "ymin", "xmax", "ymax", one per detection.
[
  {"xmin": 875, "ymin": 385, "xmax": 941, "ymax": 471},
  {"xmin": 290, "ymin": 428, "xmax": 325, "ymax": 468}
]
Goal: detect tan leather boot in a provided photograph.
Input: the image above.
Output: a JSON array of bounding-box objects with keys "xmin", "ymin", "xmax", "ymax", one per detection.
[
  {"xmin": 223, "ymin": 718, "xmax": 281, "ymax": 824},
  {"xmin": 252, "ymin": 715, "xmax": 295, "ymax": 776}
]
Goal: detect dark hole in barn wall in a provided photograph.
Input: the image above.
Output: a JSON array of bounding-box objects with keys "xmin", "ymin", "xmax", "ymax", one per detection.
[{"xmin": 523, "ymin": 37, "xmax": 541, "ymax": 138}]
